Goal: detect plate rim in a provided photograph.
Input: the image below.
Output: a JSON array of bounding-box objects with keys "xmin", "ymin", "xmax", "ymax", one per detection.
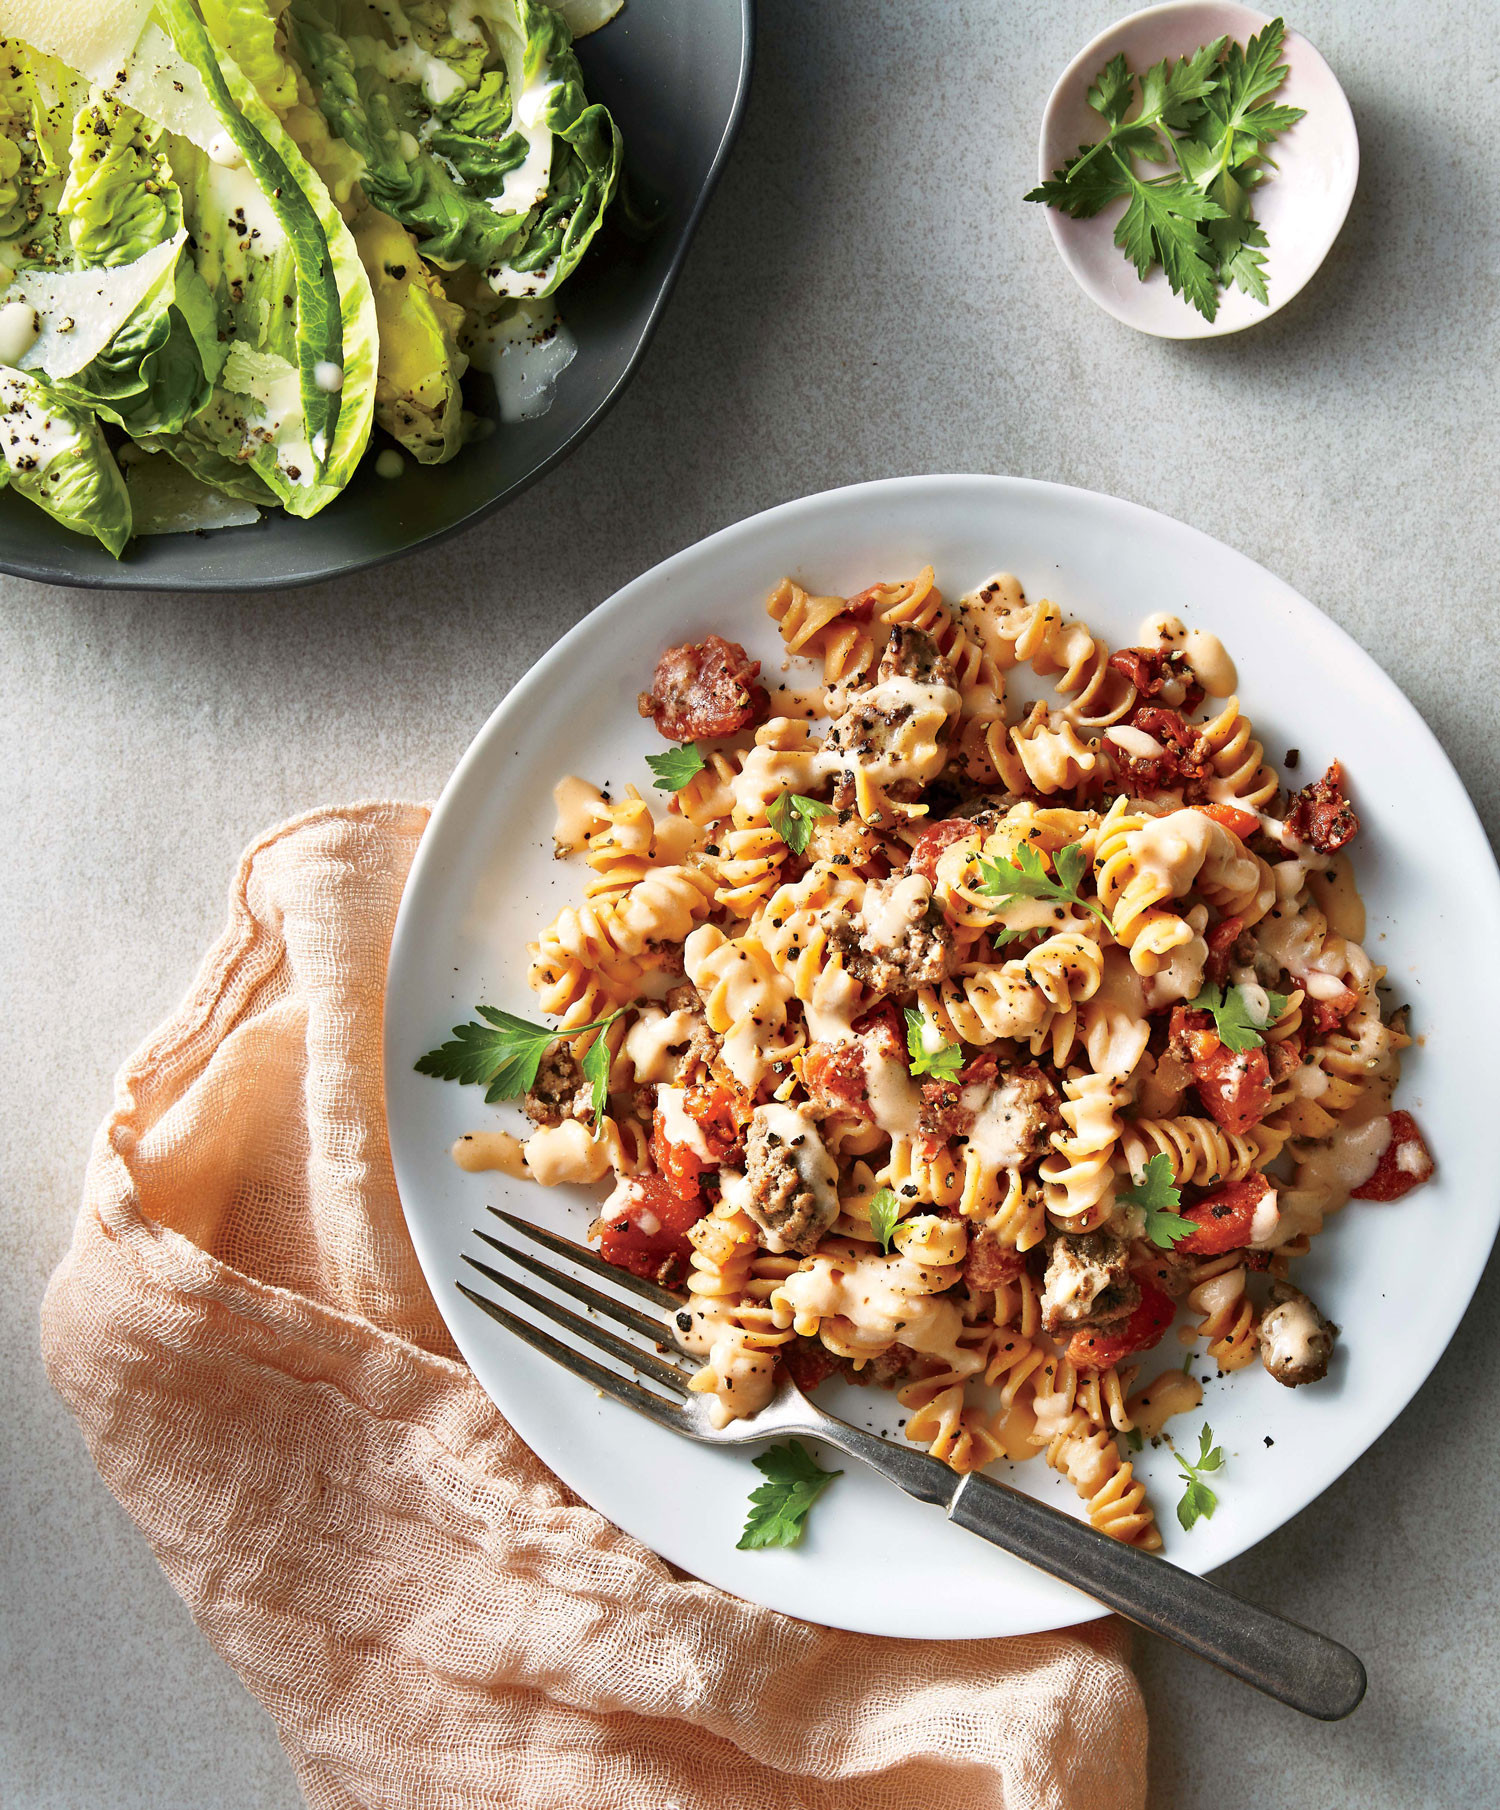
[{"xmin": 385, "ymin": 471, "xmax": 1500, "ymax": 1637}]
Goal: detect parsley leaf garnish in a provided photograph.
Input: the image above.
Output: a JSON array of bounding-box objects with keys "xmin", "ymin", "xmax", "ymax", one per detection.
[
  {"xmin": 903, "ymin": 1006, "xmax": 964, "ymax": 1081},
  {"xmin": 867, "ymin": 1186, "xmax": 901, "ymax": 1254},
  {"xmin": 1174, "ymin": 1423, "xmax": 1225, "ymax": 1532},
  {"xmin": 1025, "ymin": 19, "xmax": 1304, "ymax": 321},
  {"xmin": 416, "ymin": 1006, "xmax": 622, "ymax": 1117},
  {"xmin": 1189, "ymin": 981, "xmax": 1289, "ymax": 1052},
  {"xmin": 767, "ymin": 790, "xmax": 834, "ymax": 855},
  {"xmin": 645, "ymin": 743, "xmax": 706, "ymax": 792},
  {"xmin": 737, "ymin": 1440, "xmax": 842, "ymax": 1549},
  {"xmin": 1125, "ymin": 1426, "xmax": 1144, "ymax": 1453},
  {"xmin": 974, "ymin": 839, "xmax": 1113, "ymax": 933},
  {"xmin": 1121, "ymin": 1153, "xmax": 1196, "ymax": 1249}
]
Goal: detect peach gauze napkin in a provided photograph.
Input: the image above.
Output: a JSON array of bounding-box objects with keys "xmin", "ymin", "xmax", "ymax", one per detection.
[{"xmin": 40, "ymin": 802, "xmax": 1148, "ymax": 1810}]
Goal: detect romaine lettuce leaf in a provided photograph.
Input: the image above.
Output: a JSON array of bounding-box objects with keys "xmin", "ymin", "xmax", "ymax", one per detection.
[
  {"xmin": 156, "ymin": 0, "xmax": 378, "ymax": 515},
  {"xmin": 351, "ymin": 204, "xmax": 466, "ymax": 461},
  {"xmin": 0, "ymin": 366, "xmax": 132, "ymax": 555},
  {"xmin": 59, "ymin": 88, "xmax": 182, "ymax": 266},
  {"xmin": 288, "ymin": 0, "xmax": 620, "ymax": 296}
]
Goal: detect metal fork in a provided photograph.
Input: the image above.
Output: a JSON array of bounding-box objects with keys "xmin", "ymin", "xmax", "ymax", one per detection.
[{"xmin": 458, "ymin": 1209, "xmax": 1366, "ymax": 1720}]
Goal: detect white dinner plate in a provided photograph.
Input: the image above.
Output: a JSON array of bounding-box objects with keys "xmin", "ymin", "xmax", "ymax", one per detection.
[{"xmin": 384, "ymin": 474, "xmax": 1500, "ymax": 1639}]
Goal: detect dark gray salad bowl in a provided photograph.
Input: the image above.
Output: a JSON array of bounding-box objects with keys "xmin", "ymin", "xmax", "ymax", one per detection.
[{"xmin": 0, "ymin": 0, "xmax": 753, "ymax": 591}]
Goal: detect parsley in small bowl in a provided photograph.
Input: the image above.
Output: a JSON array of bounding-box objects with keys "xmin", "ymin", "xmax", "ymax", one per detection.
[{"xmin": 1029, "ymin": 4, "xmax": 1357, "ymax": 338}]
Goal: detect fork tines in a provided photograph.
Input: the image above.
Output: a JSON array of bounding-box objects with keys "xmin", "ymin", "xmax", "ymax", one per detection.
[{"xmin": 456, "ymin": 1210, "xmax": 697, "ymax": 1430}]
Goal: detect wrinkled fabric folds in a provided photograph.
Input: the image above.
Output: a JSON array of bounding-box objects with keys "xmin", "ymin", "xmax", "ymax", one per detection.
[{"xmin": 41, "ymin": 802, "xmax": 1148, "ymax": 1810}]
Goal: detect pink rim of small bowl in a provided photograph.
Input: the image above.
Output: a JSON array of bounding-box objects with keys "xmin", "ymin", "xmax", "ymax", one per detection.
[{"xmin": 1037, "ymin": 2, "xmax": 1359, "ymax": 339}]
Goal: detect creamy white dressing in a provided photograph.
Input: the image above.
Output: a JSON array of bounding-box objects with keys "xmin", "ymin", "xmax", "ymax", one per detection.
[
  {"xmin": 313, "ymin": 360, "xmax": 345, "ymax": 393},
  {"xmin": 207, "ymin": 132, "xmax": 245, "ymax": 169},
  {"xmin": 375, "ymin": 449, "xmax": 405, "ymax": 479},
  {"xmin": 477, "ymin": 308, "xmax": 577, "ymax": 420},
  {"xmin": 0, "ymin": 301, "xmax": 39, "ymax": 366},
  {"xmin": 0, "ymin": 370, "xmax": 81, "ymax": 469}
]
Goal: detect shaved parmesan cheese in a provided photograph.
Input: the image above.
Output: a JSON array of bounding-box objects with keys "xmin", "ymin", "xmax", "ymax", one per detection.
[
  {"xmin": 10, "ymin": 233, "xmax": 184, "ymax": 380},
  {"xmin": 124, "ymin": 452, "xmax": 260, "ymax": 535},
  {"xmin": 0, "ymin": 0, "xmax": 153, "ymax": 74},
  {"xmin": 548, "ymin": 0, "xmax": 624, "ymax": 36},
  {"xmin": 0, "ymin": 8, "xmax": 222, "ymax": 149}
]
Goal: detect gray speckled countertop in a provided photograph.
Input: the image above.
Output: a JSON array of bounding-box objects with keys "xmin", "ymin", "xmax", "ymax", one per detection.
[{"xmin": 4, "ymin": 4, "xmax": 1498, "ymax": 1806}]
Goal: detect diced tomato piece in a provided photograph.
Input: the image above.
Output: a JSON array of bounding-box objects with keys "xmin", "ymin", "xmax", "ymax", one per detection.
[
  {"xmin": 1176, "ymin": 1173, "xmax": 1268, "ymax": 1256},
  {"xmin": 1351, "ymin": 1111, "xmax": 1434, "ymax": 1201},
  {"xmin": 683, "ymin": 1082, "xmax": 749, "ymax": 1162},
  {"xmin": 1197, "ymin": 803, "xmax": 1259, "ymax": 842},
  {"xmin": 1170, "ymin": 1006, "xmax": 1273, "ymax": 1133},
  {"xmin": 649, "ymin": 1116, "xmax": 705, "ymax": 1202},
  {"xmin": 843, "ymin": 584, "xmax": 891, "ymax": 622},
  {"xmin": 1308, "ymin": 987, "xmax": 1360, "ymax": 1033},
  {"xmin": 781, "ymin": 1336, "xmax": 844, "ymax": 1392},
  {"xmin": 803, "ymin": 1039, "xmax": 872, "ymax": 1117},
  {"xmin": 1192, "ymin": 1042, "xmax": 1273, "ymax": 1134},
  {"xmin": 1285, "ymin": 761, "xmax": 1359, "ymax": 854},
  {"xmin": 907, "ymin": 816, "xmax": 974, "ymax": 883},
  {"xmin": 1169, "ymin": 1005, "xmax": 1221, "ymax": 1066},
  {"xmin": 1204, "ymin": 914, "xmax": 1246, "ymax": 985},
  {"xmin": 597, "ymin": 1176, "xmax": 702, "ymax": 1282},
  {"xmin": 1066, "ymin": 1281, "xmax": 1176, "ymax": 1370},
  {"xmin": 852, "ymin": 1000, "xmax": 905, "ymax": 1047},
  {"xmin": 962, "ymin": 1226, "xmax": 1027, "ymax": 1289}
]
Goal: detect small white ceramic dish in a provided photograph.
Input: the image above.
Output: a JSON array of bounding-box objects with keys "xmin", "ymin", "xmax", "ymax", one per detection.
[
  {"xmin": 385, "ymin": 474, "xmax": 1500, "ymax": 1639},
  {"xmin": 1037, "ymin": 3, "xmax": 1358, "ymax": 338}
]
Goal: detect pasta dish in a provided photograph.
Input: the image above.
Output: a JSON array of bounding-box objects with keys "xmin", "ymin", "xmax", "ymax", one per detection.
[{"xmin": 452, "ymin": 564, "xmax": 1434, "ymax": 1549}]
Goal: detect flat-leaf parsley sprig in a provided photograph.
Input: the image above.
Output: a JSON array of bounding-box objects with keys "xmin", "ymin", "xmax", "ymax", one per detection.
[
  {"xmin": 645, "ymin": 743, "xmax": 706, "ymax": 792},
  {"xmin": 974, "ymin": 839, "xmax": 1114, "ymax": 935},
  {"xmin": 767, "ymin": 790, "xmax": 834, "ymax": 855},
  {"xmin": 1189, "ymin": 980, "xmax": 1289, "ymax": 1052},
  {"xmin": 738, "ymin": 1440, "xmax": 842, "ymax": 1549},
  {"xmin": 866, "ymin": 1186, "xmax": 901, "ymax": 1254},
  {"xmin": 1025, "ymin": 17, "xmax": 1305, "ymax": 320},
  {"xmin": 903, "ymin": 1006, "xmax": 964, "ymax": 1081},
  {"xmin": 1120, "ymin": 1153, "xmax": 1196, "ymax": 1250},
  {"xmin": 1173, "ymin": 1423, "xmax": 1225, "ymax": 1531},
  {"xmin": 416, "ymin": 1005, "xmax": 623, "ymax": 1123}
]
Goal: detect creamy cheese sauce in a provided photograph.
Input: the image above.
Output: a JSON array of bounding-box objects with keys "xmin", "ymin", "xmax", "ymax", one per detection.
[
  {"xmin": 551, "ymin": 774, "xmax": 606, "ymax": 851},
  {"xmin": 655, "ymin": 1085, "xmax": 713, "ymax": 1160},
  {"xmin": 451, "ymin": 1130, "xmax": 527, "ymax": 1176},
  {"xmin": 1137, "ymin": 613, "xmax": 1237, "ymax": 696},
  {"xmin": 861, "ymin": 872, "xmax": 931, "ymax": 949},
  {"xmin": 1261, "ymin": 1295, "xmax": 1327, "ymax": 1374},
  {"xmin": 1297, "ymin": 1110, "xmax": 1391, "ymax": 1205},
  {"xmin": 752, "ymin": 1103, "xmax": 839, "ymax": 1248},
  {"xmin": 863, "ymin": 1051, "xmax": 923, "ymax": 1137},
  {"xmin": 622, "ymin": 1006, "xmax": 698, "ymax": 1083}
]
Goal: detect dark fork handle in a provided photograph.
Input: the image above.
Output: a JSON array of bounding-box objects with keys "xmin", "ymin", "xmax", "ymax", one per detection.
[{"xmin": 806, "ymin": 1415, "xmax": 1366, "ymax": 1720}]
